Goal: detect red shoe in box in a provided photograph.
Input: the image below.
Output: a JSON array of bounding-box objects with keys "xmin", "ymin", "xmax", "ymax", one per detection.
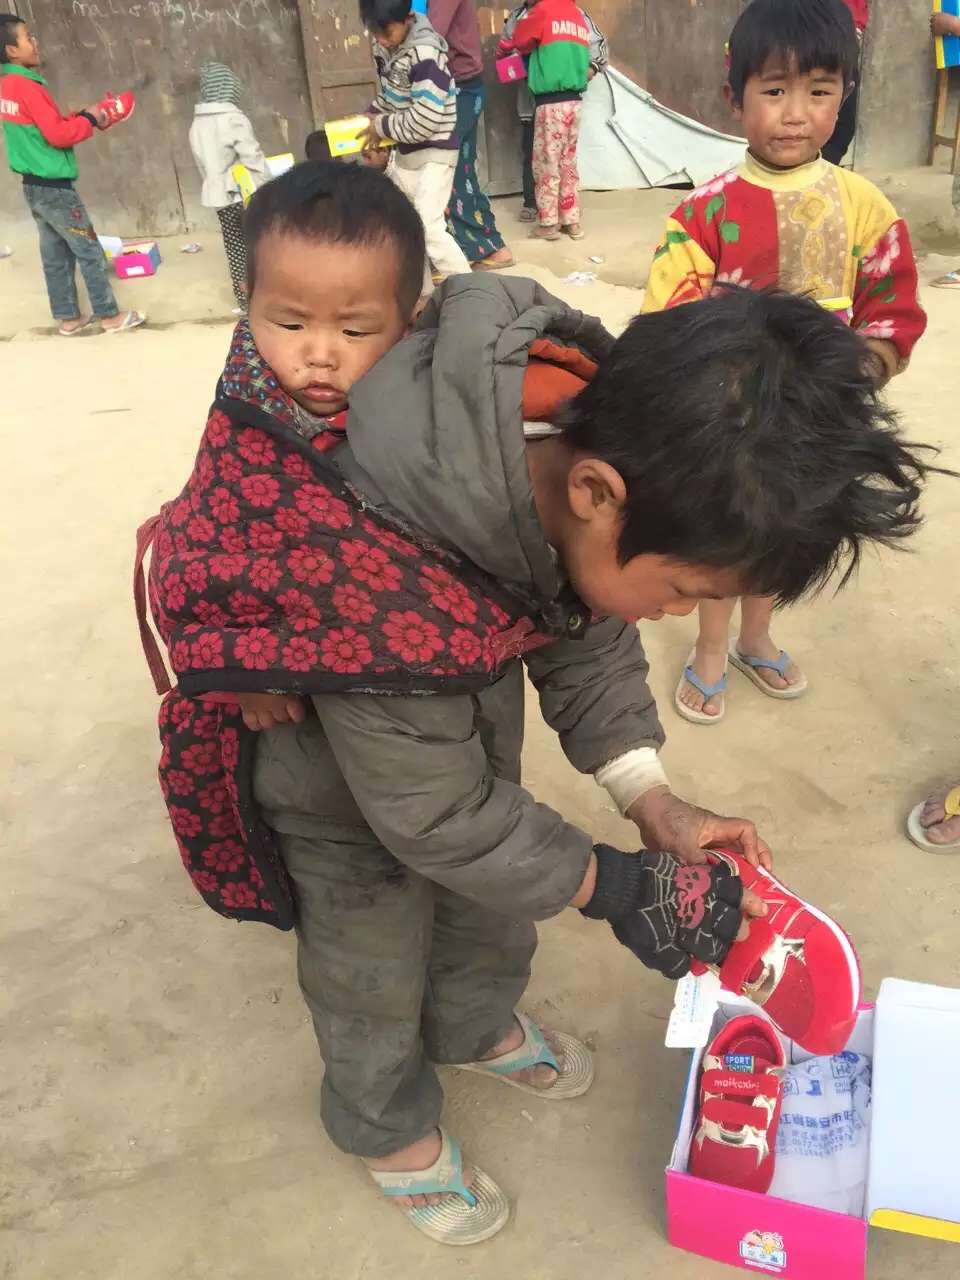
[
  {"xmin": 690, "ymin": 1015, "xmax": 785, "ymax": 1193},
  {"xmin": 95, "ymin": 90, "xmax": 136, "ymax": 130},
  {"xmin": 691, "ymin": 850, "xmax": 861, "ymax": 1056}
]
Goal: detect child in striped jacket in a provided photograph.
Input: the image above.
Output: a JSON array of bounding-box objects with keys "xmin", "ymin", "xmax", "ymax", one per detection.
[{"xmin": 361, "ymin": 0, "xmax": 469, "ymax": 292}]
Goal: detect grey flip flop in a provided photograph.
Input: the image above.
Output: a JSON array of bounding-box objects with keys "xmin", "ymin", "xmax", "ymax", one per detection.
[
  {"xmin": 454, "ymin": 1011, "xmax": 594, "ymax": 1099},
  {"xmin": 367, "ymin": 1128, "xmax": 509, "ymax": 1245}
]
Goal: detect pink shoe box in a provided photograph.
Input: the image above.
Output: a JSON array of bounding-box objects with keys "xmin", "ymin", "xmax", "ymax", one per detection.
[
  {"xmin": 113, "ymin": 241, "xmax": 161, "ymax": 279},
  {"xmin": 496, "ymin": 53, "xmax": 527, "ymax": 83},
  {"xmin": 665, "ymin": 979, "xmax": 960, "ymax": 1279}
]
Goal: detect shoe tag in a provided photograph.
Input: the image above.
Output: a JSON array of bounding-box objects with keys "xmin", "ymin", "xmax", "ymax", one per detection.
[
  {"xmin": 665, "ymin": 971, "xmax": 722, "ymax": 1048},
  {"xmin": 723, "ymin": 1053, "xmax": 755, "ymax": 1073}
]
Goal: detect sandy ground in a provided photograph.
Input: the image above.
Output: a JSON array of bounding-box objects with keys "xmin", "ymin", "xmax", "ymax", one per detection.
[{"xmin": 3, "ymin": 184, "xmax": 960, "ymax": 1280}]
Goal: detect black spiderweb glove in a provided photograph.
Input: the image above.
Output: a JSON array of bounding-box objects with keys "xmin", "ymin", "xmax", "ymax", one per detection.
[{"xmin": 580, "ymin": 845, "xmax": 744, "ymax": 979}]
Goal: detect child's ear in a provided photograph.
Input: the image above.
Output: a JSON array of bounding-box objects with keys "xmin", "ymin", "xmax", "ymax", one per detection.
[
  {"xmin": 567, "ymin": 459, "xmax": 627, "ymax": 525},
  {"xmin": 842, "ymin": 79, "xmax": 856, "ymax": 104},
  {"xmin": 723, "ymin": 82, "xmax": 743, "ymax": 121}
]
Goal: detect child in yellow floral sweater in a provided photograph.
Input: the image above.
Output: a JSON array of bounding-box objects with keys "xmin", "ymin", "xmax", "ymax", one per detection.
[{"xmin": 642, "ymin": 0, "xmax": 926, "ymax": 725}]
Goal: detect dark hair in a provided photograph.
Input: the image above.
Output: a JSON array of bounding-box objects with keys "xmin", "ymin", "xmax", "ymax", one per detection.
[
  {"xmin": 244, "ymin": 160, "xmax": 426, "ymax": 316},
  {"xmin": 562, "ymin": 288, "xmax": 940, "ymax": 605},
  {"xmin": 728, "ymin": 0, "xmax": 858, "ymax": 106},
  {"xmin": 359, "ymin": 0, "xmax": 412, "ymax": 34},
  {"xmin": 0, "ymin": 12, "xmax": 24, "ymax": 59},
  {"xmin": 304, "ymin": 129, "xmax": 334, "ymax": 163}
]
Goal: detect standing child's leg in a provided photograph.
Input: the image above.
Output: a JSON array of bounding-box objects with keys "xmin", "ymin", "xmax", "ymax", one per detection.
[
  {"xmin": 531, "ymin": 102, "xmax": 562, "ymax": 238},
  {"xmin": 422, "ymin": 885, "xmax": 537, "ymax": 1068},
  {"xmin": 390, "ymin": 159, "xmax": 470, "ymax": 287},
  {"xmin": 520, "ymin": 114, "xmax": 537, "ymax": 217},
  {"xmin": 731, "ymin": 596, "xmax": 807, "ymax": 697},
  {"xmin": 558, "ymin": 100, "xmax": 583, "ymax": 236},
  {"xmin": 24, "ymin": 185, "xmax": 84, "ymax": 325},
  {"xmin": 216, "ymin": 203, "xmax": 248, "ymax": 309},
  {"xmin": 676, "ymin": 597, "xmax": 738, "ymax": 721},
  {"xmin": 37, "ymin": 186, "xmax": 120, "ymax": 319}
]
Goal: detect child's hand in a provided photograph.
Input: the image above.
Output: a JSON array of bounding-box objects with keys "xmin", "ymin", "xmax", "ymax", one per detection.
[
  {"xmin": 932, "ymin": 12, "xmax": 960, "ymax": 38},
  {"xmin": 358, "ymin": 116, "xmax": 381, "ymax": 154},
  {"xmin": 626, "ymin": 785, "xmax": 773, "ymax": 871},
  {"xmin": 82, "ymin": 104, "xmax": 108, "ymax": 128},
  {"xmin": 361, "ymin": 147, "xmax": 390, "ymax": 171},
  {"xmin": 234, "ymin": 692, "xmax": 307, "ymax": 732}
]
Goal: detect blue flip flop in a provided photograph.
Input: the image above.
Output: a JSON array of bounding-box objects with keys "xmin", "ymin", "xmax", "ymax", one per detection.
[
  {"xmin": 675, "ymin": 647, "xmax": 727, "ymax": 724},
  {"xmin": 728, "ymin": 642, "xmax": 808, "ymax": 700}
]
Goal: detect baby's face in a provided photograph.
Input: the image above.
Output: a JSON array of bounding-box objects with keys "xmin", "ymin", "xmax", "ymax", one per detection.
[{"xmin": 249, "ymin": 232, "xmax": 409, "ymax": 417}]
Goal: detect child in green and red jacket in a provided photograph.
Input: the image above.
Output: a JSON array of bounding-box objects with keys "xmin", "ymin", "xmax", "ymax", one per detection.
[
  {"xmin": 498, "ymin": 0, "xmax": 597, "ymax": 240},
  {"xmin": 0, "ymin": 13, "xmax": 144, "ymax": 335}
]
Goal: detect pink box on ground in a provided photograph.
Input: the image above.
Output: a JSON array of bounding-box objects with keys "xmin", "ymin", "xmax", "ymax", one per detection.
[
  {"xmin": 666, "ymin": 1000, "xmax": 875, "ymax": 1280},
  {"xmin": 496, "ymin": 53, "xmax": 527, "ymax": 83},
  {"xmin": 113, "ymin": 241, "xmax": 161, "ymax": 279},
  {"xmin": 664, "ymin": 981, "xmax": 960, "ymax": 1279}
]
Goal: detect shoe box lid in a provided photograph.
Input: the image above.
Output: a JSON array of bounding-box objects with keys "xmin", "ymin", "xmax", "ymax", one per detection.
[{"xmin": 866, "ymin": 976, "xmax": 960, "ymax": 1237}]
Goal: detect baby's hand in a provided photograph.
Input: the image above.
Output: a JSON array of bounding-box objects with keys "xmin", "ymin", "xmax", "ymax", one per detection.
[{"xmin": 235, "ymin": 692, "xmax": 307, "ymax": 732}]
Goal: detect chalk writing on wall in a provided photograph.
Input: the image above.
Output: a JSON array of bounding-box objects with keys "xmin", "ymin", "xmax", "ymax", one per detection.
[{"xmin": 70, "ymin": 0, "xmax": 295, "ymax": 32}]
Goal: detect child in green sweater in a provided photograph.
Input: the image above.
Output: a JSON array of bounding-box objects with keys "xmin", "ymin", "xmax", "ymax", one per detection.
[{"xmin": 0, "ymin": 14, "xmax": 144, "ymax": 335}]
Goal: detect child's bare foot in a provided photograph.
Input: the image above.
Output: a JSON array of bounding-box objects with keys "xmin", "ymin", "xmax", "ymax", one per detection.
[
  {"xmin": 366, "ymin": 1130, "xmax": 475, "ymax": 1209},
  {"xmin": 58, "ymin": 315, "xmax": 90, "ymax": 335},
  {"xmin": 909, "ymin": 784, "xmax": 960, "ymax": 850},
  {"xmin": 677, "ymin": 642, "xmax": 727, "ymax": 717},
  {"xmin": 735, "ymin": 631, "xmax": 804, "ymax": 692}
]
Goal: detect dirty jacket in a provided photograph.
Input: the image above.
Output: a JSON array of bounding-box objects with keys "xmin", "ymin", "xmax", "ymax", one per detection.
[
  {"xmin": 255, "ymin": 276, "xmax": 665, "ymax": 925},
  {"xmin": 188, "ymin": 101, "xmax": 266, "ymax": 208},
  {"xmin": 370, "ymin": 13, "xmax": 459, "ymax": 157}
]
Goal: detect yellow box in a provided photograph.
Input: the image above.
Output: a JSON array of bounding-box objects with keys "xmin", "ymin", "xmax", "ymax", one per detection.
[
  {"xmin": 324, "ymin": 115, "xmax": 393, "ymax": 158},
  {"xmin": 231, "ymin": 153, "xmax": 295, "ymax": 206}
]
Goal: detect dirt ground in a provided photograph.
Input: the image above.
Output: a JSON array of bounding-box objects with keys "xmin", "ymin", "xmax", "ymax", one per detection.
[{"xmin": 3, "ymin": 182, "xmax": 960, "ymax": 1280}]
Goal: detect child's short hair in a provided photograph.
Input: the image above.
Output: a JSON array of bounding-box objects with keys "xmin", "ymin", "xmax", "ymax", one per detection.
[
  {"xmin": 244, "ymin": 160, "xmax": 425, "ymax": 316},
  {"xmin": 359, "ymin": 0, "xmax": 412, "ymax": 34},
  {"xmin": 0, "ymin": 12, "xmax": 24, "ymax": 57},
  {"xmin": 562, "ymin": 287, "xmax": 935, "ymax": 605},
  {"xmin": 304, "ymin": 129, "xmax": 334, "ymax": 163},
  {"xmin": 727, "ymin": 0, "xmax": 858, "ymax": 106}
]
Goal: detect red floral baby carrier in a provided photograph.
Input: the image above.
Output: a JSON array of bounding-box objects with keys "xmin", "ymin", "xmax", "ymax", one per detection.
[{"xmin": 136, "ymin": 324, "xmax": 589, "ymax": 930}]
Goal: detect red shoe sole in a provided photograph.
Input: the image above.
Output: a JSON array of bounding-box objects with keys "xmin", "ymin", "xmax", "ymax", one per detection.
[{"xmin": 697, "ymin": 852, "xmax": 861, "ymax": 1055}]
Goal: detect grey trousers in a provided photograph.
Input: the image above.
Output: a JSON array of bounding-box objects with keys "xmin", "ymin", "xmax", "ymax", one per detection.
[{"xmin": 254, "ymin": 686, "xmax": 537, "ymax": 1157}]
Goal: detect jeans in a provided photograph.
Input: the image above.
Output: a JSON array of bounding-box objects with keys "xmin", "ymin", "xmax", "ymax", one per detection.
[{"xmin": 23, "ymin": 183, "xmax": 118, "ymax": 321}]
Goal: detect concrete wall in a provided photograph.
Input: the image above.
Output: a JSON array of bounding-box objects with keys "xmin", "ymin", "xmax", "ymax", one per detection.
[{"xmin": 857, "ymin": 0, "xmax": 937, "ymax": 170}]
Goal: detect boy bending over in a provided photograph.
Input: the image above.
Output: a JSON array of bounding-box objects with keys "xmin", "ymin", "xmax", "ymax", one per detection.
[{"xmin": 139, "ymin": 161, "xmax": 931, "ymax": 1244}]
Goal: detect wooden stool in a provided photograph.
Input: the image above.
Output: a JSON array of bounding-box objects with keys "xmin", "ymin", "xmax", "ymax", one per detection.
[{"xmin": 930, "ymin": 67, "xmax": 960, "ymax": 172}]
